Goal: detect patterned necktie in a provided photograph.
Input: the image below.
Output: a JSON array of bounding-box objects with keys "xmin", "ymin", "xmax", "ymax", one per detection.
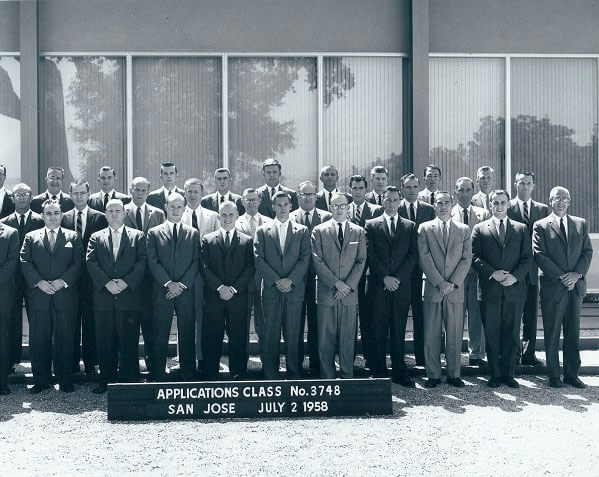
[
  {"xmin": 442, "ymin": 221, "xmax": 449, "ymax": 249},
  {"xmin": 250, "ymin": 216, "xmax": 257, "ymax": 237},
  {"xmin": 192, "ymin": 210, "xmax": 198, "ymax": 231},
  {"xmin": 337, "ymin": 222, "xmax": 344, "ymax": 248},
  {"xmin": 523, "ymin": 201, "xmax": 529, "ymax": 224},
  {"xmin": 304, "ymin": 211, "xmax": 311, "ymax": 230},
  {"xmin": 355, "ymin": 204, "xmax": 362, "ymax": 223},
  {"xmin": 463, "ymin": 208, "xmax": 469, "ymax": 226},
  {"xmin": 430, "ymin": 192, "xmax": 435, "ymax": 205},
  {"xmin": 271, "ymin": 187, "xmax": 276, "ymax": 198},
  {"xmin": 136, "ymin": 207, "xmax": 143, "ymax": 230},
  {"xmin": 498, "ymin": 219, "xmax": 505, "ymax": 245},
  {"xmin": 377, "ymin": 195, "xmax": 382, "ymax": 206},
  {"xmin": 390, "ymin": 217, "xmax": 396, "ymax": 238},
  {"xmin": 409, "ymin": 203, "xmax": 416, "ymax": 222},
  {"xmin": 103, "ymin": 193, "xmax": 109, "ymax": 210},
  {"xmin": 172, "ymin": 223, "xmax": 178, "ymax": 243},
  {"xmin": 48, "ymin": 229, "xmax": 56, "ymax": 251},
  {"xmin": 76, "ymin": 211, "xmax": 82, "ymax": 236},
  {"xmin": 560, "ymin": 217, "xmax": 567, "ymax": 242}
]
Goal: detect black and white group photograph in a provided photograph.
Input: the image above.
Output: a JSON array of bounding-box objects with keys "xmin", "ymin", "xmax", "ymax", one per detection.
[{"xmin": 1, "ymin": 0, "xmax": 599, "ymax": 475}]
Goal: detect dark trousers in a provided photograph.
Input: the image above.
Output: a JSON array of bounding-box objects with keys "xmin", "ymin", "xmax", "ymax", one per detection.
[
  {"xmin": 521, "ymin": 283, "xmax": 539, "ymax": 358},
  {"xmin": 298, "ymin": 272, "xmax": 319, "ymax": 371},
  {"xmin": 0, "ymin": 308, "xmax": 11, "ymax": 389},
  {"xmin": 203, "ymin": 294, "xmax": 249, "ymax": 380},
  {"xmin": 10, "ymin": 271, "xmax": 28, "ymax": 365},
  {"xmin": 540, "ymin": 289, "xmax": 581, "ymax": 380},
  {"xmin": 73, "ymin": 276, "xmax": 97, "ymax": 372},
  {"xmin": 139, "ymin": 276, "xmax": 154, "ymax": 365},
  {"xmin": 152, "ymin": 291, "xmax": 195, "ymax": 381},
  {"xmin": 29, "ymin": 305, "xmax": 76, "ymax": 388},
  {"xmin": 95, "ymin": 309, "xmax": 140, "ymax": 385},
  {"xmin": 247, "ymin": 277, "xmax": 264, "ymax": 359},
  {"xmin": 369, "ymin": 289, "xmax": 411, "ymax": 378},
  {"xmin": 357, "ymin": 274, "xmax": 373, "ymax": 364},
  {"xmin": 409, "ymin": 270, "xmax": 425, "ymax": 364},
  {"xmin": 481, "ymin": 297, "xmax": 520, "ymax": 379}
]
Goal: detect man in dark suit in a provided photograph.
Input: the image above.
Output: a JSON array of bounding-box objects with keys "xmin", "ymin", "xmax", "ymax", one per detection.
[
  {"xmin": 200, "ymin": 168, "xmax": 245, "ymax": 215},
  {"xmin": 86, "ymin": 199, "xmax": 147, "ymax": 393},
  {"xmin": 398, "ymin": 173, "xmax": 435, "ymax": 366},
  {"xmin": 417, "ymin": 165, "xmax": 442, "ymax": 205},
  {"xmin": 0, "ymin": 221, "xmax": 19, "ymax": 395},
  {"xmin": 30, "ymin": 167, "xmax": 75, "ymax": 214},
  {"xmin": 0, "ymin": 164, "xmax": 15, "ymax": 219},
  {"xmin": 147, "ymin": 193, "xmax": 199, "ymax": 382},
  {"xmin": 124, "ymin": 176, "xmax": 165, "ymax": 375},
  {"xmin": 472, "ymin": 190, "xmax": 532, "ymax": 388},
  {"xmin": 256, "ymin": 158, "xmax": 299, "ymax": 218},
  {"xmin": 365, "ymin": 186, "xmax": 418, "ymax": 386},
  {"xmin": 62, "ymin": 180, "xmax": 108, "ymax": 375},
  {"xmin": 201, "ymin": 201, "xmax": 254, "ymax": 380},
  {"xmin": 87, "ymin": 166, "xmax": 131, "ymax": 213},
  {"xmin": 364, "ymin": 166, "xmax": 388, "ymax": 206},
  {"xmin": 20, "ymin": 199, "xmax": 84, "ymax": 393},
  {"xmin": 290, "ymin": 180, "xmax": 332, "ymax": 375},
  {"xmin": 254, "ymin": 191, "xmax": 310, "ymax": 379},
  {"xmin": 314, "ymin": 165, "xmax": 352, "ymax": 212},
  {"xmin": 533, "ymin": 186, "xmax": 593, "ymax": 388},
  {"xmin": 146, "ymin": 162, "xmax": 185, "ymax": 212},
  {"xmin": 347, "ymin": 174, "xmax": 382, "ymax": 367},
  {"xmin": 1, "ymin": 183, "xmax": 44, "ymax": 370},
  {"xmin": 507, "ymin": 171, "xmax": 550, "ymax": 366}
]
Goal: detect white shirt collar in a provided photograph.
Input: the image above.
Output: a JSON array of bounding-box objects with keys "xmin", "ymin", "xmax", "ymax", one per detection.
[
  {"xmin": 333, "ymin": 219, "xmax": 347, "ymax": 227},
  {"xmin": 18, "ymin": 210, "xmax": 31, "ymax": 220},
  {"xmin": 186, "ymin": 204, "xmax": 202, "ymax": 214},
  {"xmin": 551, "ymin": 212, "xmax": 568, "ymax": 223},
  {"xmin": 110, "ymin": 225, "xmax": 125, "ymax": 235},
  {"xmin": 273, "ymin": 218, "xmax": 289, "ymax": 227},
  {"xmin": 491, "ymin": 215, "xmax": 508, "ymax": 227},
  {"xmin": 436, "ymin": 217, "xmax": 451, "ymax": 227},
  {"xmin": 46, "ymin": 190, "xmax": 62, "ymax": 199},
  {"xmin": 76, "ymin": 205, "xmax": 89, "ymax": 215},
  {"xmin": 220, "ymin": 227, "xmax": 235, "ymax": 240},
  {"xmin": 45, "ymin": 226, "xmax": 61, "ymax": 234},
  {"xmin": 101, "ymin": 189, "xmax": 115, "ymax": 197}
]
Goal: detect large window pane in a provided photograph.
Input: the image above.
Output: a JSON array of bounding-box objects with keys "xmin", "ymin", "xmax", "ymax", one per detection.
[
  {"xmin": 133, "ymin": 57, "xmax": 221, "ymax": 191},
  {"xmin": 323, "ymin": 57, "xmax": 405, "ymax": 190},
  {"xmin": 0, "ymin": 56, "xmax": 20, "ymax": 189},
  {"xmin": 429, "ymin": 57, "xmax": 505, "ymax": 189},
  {"xmin": 39, "ymin": 56, "xmax": 126, "ymax": 191},
  {"xmin": 511, "ymin": 58, "xmax": 598, "ymax": 231},
  {"xmin": 228, "ymin": 57, "xmax": 317, "ymax": 193}
]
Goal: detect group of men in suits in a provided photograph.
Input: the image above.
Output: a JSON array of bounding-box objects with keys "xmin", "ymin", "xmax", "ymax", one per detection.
[{"xmin": 0, "ymin": 159, "xmax": 593, "ymax": 395}]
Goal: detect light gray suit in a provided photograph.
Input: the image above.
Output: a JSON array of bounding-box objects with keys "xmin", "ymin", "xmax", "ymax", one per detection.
[
  {"xmin": 418, "ymin": 219, "xmax": 472, "ymax": 379},
  {"xmin": 452, "ymin": 204, "xmax": 490, "ymax": 361},
  {"xmin": 471, "ymin": 191, "xmax": 490, "ymax": 210},
  {"xmin": 311, "ymin": 220, "xmax": 366, "ymax": 378}
]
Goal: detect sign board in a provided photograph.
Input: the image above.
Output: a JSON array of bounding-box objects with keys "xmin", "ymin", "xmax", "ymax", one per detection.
[{"xmin": 107, "ymin": 378, "xmax": 392, "ymax": 421}]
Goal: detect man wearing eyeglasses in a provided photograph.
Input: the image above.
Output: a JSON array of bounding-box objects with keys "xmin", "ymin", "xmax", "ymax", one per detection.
[
  {"xmin": 30, "ymin": 167, "xmax": 75, "ymax": 214},
  {"xmin": 0, "ymin": 165, "xmax": 15, "ymax": 219}
]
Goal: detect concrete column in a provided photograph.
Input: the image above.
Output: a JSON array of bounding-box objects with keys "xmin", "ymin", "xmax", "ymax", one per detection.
[{"xmin": 411, "ymin": 0, "xmax": 429, "ymax": 177}]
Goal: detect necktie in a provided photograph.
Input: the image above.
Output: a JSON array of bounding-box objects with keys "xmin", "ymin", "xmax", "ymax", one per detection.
[
  {"xmin": 328, "ymin": 192, "xmax": 333, "ymax": 207},
  {"xmin": 304, "ymin": 211, "xmax": 311, "ymax": 230},
  {"xmin": 499, "ymin": 219, "xmax": 505, "ymax": 245},
  {"xmin": 103, "ymin": 193, "xmax": 109, "ymax": 210},
  {"xmin": 442, "ymin": 221, "xmax": 449, "ymax": 249},
  {"xmin": 409, "ymin": 203, "xmax": 416, "ymax": 222},
  {"xmin": 271, "ymin": 187, "xmax": 276, "ymax": 198},
  {"xmin": 560, "ymin": 217, "xmax": 567, "ymax": 242},
  {"xmin": 430, "ymin": 192, "xmax": 435, "ymax": 205},
  {"xmin": 172, "ymin": 223, "xmax": 178, "ymax": 243},
  {"xmin": 192, "ymin": 210, "xmax": 198, "ymax": 231},
  {"xmin": 18, "ymin": 214, "xmax": 25, "ymax": 237},
  {"xmin": 220, "ymin": 195, "xmax": 225, "ymax": 204},
  {"xmin": 112, "ymin": 230, "xmax": 120, "ymax": 260},
  {"xmin": 337, "ymin": 222, "xmax": 344, "ymax": 248},
  {"xmin": 355, "ymin": 204, "xmax": 362, "ymax": 223},
  {"xmin": 250, "ymin": 216, "xmax": 257, "ymax": 237},
  {"xmin": 390, "ymin": 217, "xmax": 396, "ymax": 238},
  {"xmin": 463, "ymin": 208, "xmax": 469, "ymax": 226},
  {"xmin": 225, "ymin": 230, "xmax": 231, "ymax": 248},
  {"xmin": 523, "ymin": 202, "xmax": 529, "ymax": 224},
  {"xmin": 485, "ymin": 195, "xmax": 490, "ymax": 210},
  {"xmin": 76, "ymin": 211, "xmax": 82, "ymax": 236},
  {"xmin": 136, "ymin": 207, "xmax": 143, "ymax": 230},
  {"xmin": 52, "ymin": 195, "xmax": 57, "ymax": 201},
  {"xmin": 48, "ymin": 229, "xmax": 56, "ymax": 251},
  {"xmin": 279, "ymin": 222, "xmax": 287, "ymax": 253},
  {"xmin": 377, "ymin": 195, "xmax": 382, "ymax": 206}
]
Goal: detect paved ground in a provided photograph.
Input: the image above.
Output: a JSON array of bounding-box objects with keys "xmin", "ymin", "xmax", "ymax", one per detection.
[{"xmin": 1, "ymin": 375, "xmax": 598, "ymax": 476}]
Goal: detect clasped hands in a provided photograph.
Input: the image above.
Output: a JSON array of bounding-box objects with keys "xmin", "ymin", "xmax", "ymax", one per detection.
[
  {"xmin": 275, "ymin": 278, "xmax": 293, "ymax": 293},
  {"xmin": 383, "ymin": 276, "xmax": 400, "ymax": 292},
  {"xmin": 333, "ymin": 280, "xmax": 352, "ymax": 300},
  {"xmin": 37, "ymin": 279, "xmax": 66, "ymax": 295},
  {"xmin": 105, "ymin": 279, "xmax": 129, "ymax": 295},
  {"xmin": 559, "ymin": 271, "xmax": 581, "ymax": 291},
  {"xmin": 218, "ymin": 285, "xmax": 237, "ymax": 301},
  {"xmin": 491, "ymin": 270, "xmax": 517, "ymax": 286},
  {"xmin": 165, "ymin": 281, "xmax": 186, "ymax": 300}
]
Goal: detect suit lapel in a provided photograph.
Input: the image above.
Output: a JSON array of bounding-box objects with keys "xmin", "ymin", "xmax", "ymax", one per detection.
[
  {"xmin": 115, "ymin": 228, "xmax": 128, "ymax": 261},
  {"xmin": 550, "ymin": 218, "xmax": 567, "ymax": 245},
  {"xmin": 270, "ymin": 224, "xmax": 283, "ymax": 256},
  {"xmin": 504, "ymin": 220, "xmax": 514, "ymax": 247},
  {"xmin": 216, "ymin": 230, "xmax": 226, "ymax": 253},
  {"xmin": 329, "ymin": 221, "xmax": 342, "ymax": 251},
  {"xmin": 432, "ymin": 222, "xmax": 445, "ymax": 251},
  {"xmin": 283, "ymin": 222, "xmax": 294, "ymax": 252},
  {"xmin": 488, "ymin": 221, "xmax": 502, "ymax": 247}
]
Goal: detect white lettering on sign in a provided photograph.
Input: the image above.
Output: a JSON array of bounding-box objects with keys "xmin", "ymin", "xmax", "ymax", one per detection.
[
  {"xmin": 257, "ymin": 402, "xmax": 286, "ymax": 414},
  {"xmin": 168, "ymin": 404, "xmax": 194, "ymax": 415},
  {"xmin": 242, "ymin": 385, "xmax": 282, "ymax": 398},
  {"xmin": 202, "ymin": 402, "xmax": 236, "ymax": 414}
]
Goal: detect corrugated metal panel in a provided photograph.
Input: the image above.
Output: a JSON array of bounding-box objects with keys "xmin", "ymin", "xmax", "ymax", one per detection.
[
  {"xmin": 228, "ymin": 57, "xmax": 318, "ymax": 193},
  {"xmin": 511, "ymin": 58, "xmax": 598, "ymax": 231},
  {"xmin": 323, "ymin": 57, "xmax": 405, "ymax": 190},
  {"xmin": 429, "ymin": 57, "xmax": 505, "ymax": 189},
  {"xmin": 0, "ymin": 56, "xmax": 21, "ymax": 189},
  {"xmin": 39, "ymin": 56, "xmax": 126, "ymax": 191},
  {"xmin": 132, "ymin": 57, "xmax": 221, "ymax": 191}
]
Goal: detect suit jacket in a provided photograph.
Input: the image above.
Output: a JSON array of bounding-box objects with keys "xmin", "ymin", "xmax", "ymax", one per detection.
[
  {"xmin": 145, "ymin": 186, "xmax": 185, "ymax": 213},
  {"xmin": 314, "ymin": 190, "xmax": 352, "ymax": 212},
  {"xmin": 30, "ymin": 192, "xmax": 75, "ymax": 214},
  {"xmin": 507, "ymin": 198, "xmax": 550, "ymax": 283},
  {"xmin": 364, "ymin": 215, "xmax": 417, "ymax": 296},
  {"xmin": 200, "ymin": 192, "xmax": 245, "ymax": 216},
  {"xmin": 0, "ymin": 223, "xmax": 19, "ymax": 304},
  {"xmin": 0, "ymin": 190, "xmax": 15, "ymax": 219},
  {"xmin": 1, "ymin": 210, "xmax": 44, "ymax": 246},
  {"xmin": 254, "ymin": 220, "xmax": 310, "ymax": 302},
  {"xmin": 87, "ymin": 190, "xmax": 131, "ymax": 213},
  {"xmin": 417, "ymin": 189, "xmax": 439, "ymax": 205},
  {"xmin": 181, "ymin": 206, "xmax": 219, "ymax": 241},
  {"xmin": 311, "ymin": 220, "xmax": 366, "ymax": 306},
  {"xmin": 532, "ymin": 214, "xmax": 593, "ymax": 297},
  {"xmin": 348, "ymin": 201, "xmax": 383, "ymax": 228},
  {"xmin": 62, "ymin": 207, "xmax": 108, "ymax": 249},
  {"xmin": 200, "ymin": 229, "xmax": 254, "ymax": 301},
  {"xmin": 235, "ymin": 213, "xmax": 273, "ymax": 239},
  {"xmin": 256, "ymin": 184, "xmax": 299, "ymax": 219},
  {"xmin": 398, "ymin": 199, "xmax": 436, "ymax": 227},
  {"xmin": 290, "ymin": 208, "xmax": 332, "ymax": 275},
  {"xmin": 365, "ymin": 191, "xmax": 384, "ymax": 206},
  {"xmin": 418, "ymin": 219, "xmax": 472, "ymax": 303},
  {"xmin": 146, "ymin": 221, "xmax": 199, "ymax": 304},
  {"xmin": 471, "ymin": 218, "xmax": 531, "ymax": 303},
  {"xmin": 86, "ymin": 226, "xmax": 147, "ymax": 311},
  {"xmin": 123, "ymin": 202, "xmax": 165, "ymax": 234},
  {"xmin": 19, "ymin": 227, "xmax": 84, "ymax": 310},
  {"xmin": 471, "ymin": 191, "xmax": 490, "ymax": 210}
]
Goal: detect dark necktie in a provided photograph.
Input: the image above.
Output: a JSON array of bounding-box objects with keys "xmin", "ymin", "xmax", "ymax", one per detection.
[
  {"xmin": 225, "ymin": 230, "xmax": 231, "ymax": 248},
  {"xmin": 76, "ymin": 211, "xmax": 82, "ymax": 236},
  {"xmin": 377, "ymin": 195, "xmax": 382, "ymax": 206},
  {"xmin": 430, "ymin": 192, "xmax": 435, "ymax": 205},
  {"xmin": 172, "ymin": 223, "xmax": 178, "ymax": 243},
  {"xmin": 560, "ymin": 217, "xmax": 567, "ymax": 242},
  {"xmin": 499, "ymin": 219, "xmax": 505, "ymax": 245},
  {"xmin": 18, "ymin": 214, "xmax": 25, "ymax": 237},
  {"xmin": 442, "ymin": 221, "xmax": 449, "ymax": 249},
  {"xmin": 355, "ymin": 205, "xmax": 362, "ymax": 223},
  {"xmin": 329, "ymin": 191, "xmax": 333, "ymax": 207},
  {"xmin": 103, "ymin": 193, "xmax": 109, "ymax": 210},
  {"xmin": 463, "ymin": 208, "xmax": 469, "ymax": 226},
  {"xmin": 271, "ymin": 187, "xmax": 276, "ymax": 198},
  {"xmin": 409, "ymin": 203, "xmax": 416, "ymax": 222},
  {"xmin": 337, "ymin": 222, "xmax": 344, "ymax": 248},
  {"xmin": 304, "ymin": 211, "xmax": 311, "ymax": 230},
  {"xmin": 390, "ymin": 217, "xmax": 396, "ymax": 238},
  {"xmin": 192, "ymin": 210, "xmax": 199, "ymax": 231},
  {"xmin": 220, "ymin": 195, "xmax": 225, "ymax": 204},
  {"xmin": 48, "ymin": 229, "xmax": 56, "ymax": 251},
  {"xmin": 523, "ymin": 202, "xmax": 529, "ymax": 224},
  {"xmin": 136, "ymin": 207, "xmax": 143, "ymax": 230},
  {"xmin": 52, "ymin": 195, "xmax": 57, "ymax": 201}
]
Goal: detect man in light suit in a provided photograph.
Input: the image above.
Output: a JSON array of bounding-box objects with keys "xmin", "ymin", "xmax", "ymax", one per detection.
[
  {"xmin": 312, "ymin": 193, "xmax": 366, "ymax": 379},
  {"xmin": 201, "ymin": 201, "xmax": 254, "ymax": 380},
  {"xmin": 1, "ymin": 183, "xmax": 44, "ymax": 370},
  {"xmin": 398, "ymin": 173, "xmax": 436, "ymax": 366},
  {"xmin": 30, "ymin": 167, "xmax": 75, "ymax": 214},
  {"xmin": 87, "ymin": 166, "xmax": 131, "ymax": 213},
  {"xmin": 182, "ymin": 178, "xmax": 219, "ymax": 375},
  {"xmin": 452, "ymin": 177, "xmax": 490, "ymax": 367},
  {"xmin": 418, "ymin": 191, "xmax": 472, "ymax": 388},
  {"xmin": 290, "ymin": 180, "xmax": 332, "ymax": 375},
  {"xmin": 20, "ymin": 200, "xmax": 84, "ymax": 393},
  {"xmin": 314, "ymin": 165, "xmax": 352, "ymax": 212},
  {"xmin": 256, "ymin": 158, "xmax": 299, "ymax": 219},
  {"xmin": 146, "ymin": 162, "xmax": 185, "ymax": 212},
  {"xmin": 471, "ymin": 166, "xmax": 495, "ymax": 211},
  {"xmin": 200, "ymin": 168, "xmax": 245, "ymax": 215},
  {"xmin": 364, "ymin": 166, "xmax": 388, "ymax": 206},
  {"xmin": 472, "ymin": 190, "xmax": 531, "ymax": 388},
  {"xmin": 507, "ymin": 171, "xmax": 549, "ymax": 366},
  {"xmin": 533, "ymin": 186, "xmax": 593, "ymax": 388},
  {"xmin": 417, "ymin": 165, "xmax": 442, "ymax": 205},
  {"xmin": 0, "ymin": 165, "xmax": 15, "ymax": 219},
  {"xmin": 123, "ymin": 176, "xmax": 165, "ymax": 376},
  {"xmin": 86, "ymin": 199, "xmax": 147, "ymax": 393},
  {"xmin": 254, "ymin": 191, "xmax": 310, "ymax": 379},
  {"xmin": 365, "ymin": 186, "xmax": 417, "ymax": 386},
  {"xmin": 147, "ymin": 193, "xmax": 200, "ymax": 382},
  {"xmin": 62, "ymin": 180, "xmax": 108, "ymax": 375},
  {"xmin": 0, "ymin": 221, "xmax": 19, "ymax": 395}
]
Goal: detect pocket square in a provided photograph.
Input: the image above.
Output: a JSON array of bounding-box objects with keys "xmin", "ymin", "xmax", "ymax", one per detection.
[
  {"xmin": 65, "ymin": 242, "xmax": 73, "ymax": 248},
  {"xmin": 349, "ymin": 241, "xmax": 359, "ymax": 245}
]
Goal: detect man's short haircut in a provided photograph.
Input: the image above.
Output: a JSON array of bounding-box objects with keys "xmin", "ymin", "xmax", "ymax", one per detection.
[
  {"xmin": 242, "ymin": 188, "xmax": 257, "ymax": 197},
  {"xmin": 105, "ymin": 198, "xmax": 124, "ymax": 210},
  {"xmin": 349, "ymin": 175, "xmax": 368, "ymax": 188},
  {"xmin": 297, "ymin": 180, "xmax": 316, "ymax": 191},
  {"xmin": 0, "ymin": 165, "xmax": 6, "ymax": 175},
  {"xmin": 549, "ymin": 186, "xmax": 570, "ymax": 200},
  {"xmin": 131, "ymin": 176, "xmax": 150, "ymax": 188},
  {"xmin": 41, "ymin": 199, "xmax": 61, "ymax": 212},
  {"xmin": 262, "ymin": 158, "xmax": 282, "ymax": 171},
  {"xmin": 47, "ymin": 166, "xmax": 65, "ymax": 178},
  {"xmin": 455, "ymin": 176, "xmax": 475, "ymax": 189},
  {"xmin": 272, "ymin": 190, "xmax": 291, "ymax": 203},
  {"xmin": 184, "ymin": 178, "xmax": 203, "ymax": 190},
  {"xmin": 370, "ymin": 165, "xmax": 388, "ymax": 176},
  {"xmin": 400, "ymin": 173, "xmax": 419, "ymax": 186},
  {"xmin": 320, "ymin": 164, "xmax": 338, "ymax": 174},
  {"xmin": 219, "ymin": 200, "xmax": 238, "ymax": 213},
  {"xmin": 477, "ymin": 165, "xmax": 495, "ymax": 176},
  {"xmin": 515, "ymin": 171, "xmax": 535, "ymax": 183},
  {"xmin": 98, "ymin": 165, "xmax": 116, "ymax": 176},
  {"xmin": 12, "ymin": 183, "xmax": 31, "ymax": 193},
  {"xmin": 383, "ymin": 185, "xmax": 402, "ymax": 197},
  {"xmin": 424, "ymin": 164, "xmax": 442, "ymax": 176},
  {"xmin": 489, "ymin": 189, "xmax": 511, "ymax": 202},
  {"xmin": 214, "ymin": 168, "xmax": 231, "ymax": 177},
  {"xmin": 70, "ymin": 179, "xmax": 90, "ymax": 193},
  {"xmin": 434, "ymin": 190, "xmax": 453, "ymax": 203},
  {"xmin": 160, "ymin": 162, "xmax": 177, "ymax": 174},
  {"xmin": 330, "ymin": 192, "xmax": 348, "ymax": 204},
  {"xmin": 166, "ymin": 192, "xmax": 185, "ymax": 204}
]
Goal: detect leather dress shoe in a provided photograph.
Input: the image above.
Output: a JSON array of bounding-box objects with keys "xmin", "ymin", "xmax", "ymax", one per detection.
[
  {"xmin": 521, "ymin": 356, "xmax": 543, "ymax": 366},
  {"xmin": 415, "ymin": 359, "xmax": 425, "ymax": 367},
  {"xmin": 92, "ymin": 384, "xmax": 107, "ymax": 394},
  {"xmin": 564, "ymin": 377, "xmax": 587, "ymax": 389},
  {"xmin": 424, "ymin": 378, "xmax": 441, "ymax": 388},
  {"xmin": 446, "ymin": 377, "xmax": 465, "ymax": 388},
  {"xmin": 393, "ymin": 375, "xmax": 415, "ymax": 388},
  {"xmin": 29, "ymin": 384, "xmax": 50, "ymax": 394},
  {"xmin": 549, "ymin": 378, "xmax": 565, "ymax": 388},
  {"xmin": 0, "ymin": 386, "xmax": 10, "ymax": 395},
  {"xmin": 487, "ymin": 377, "xmax": 501, "ymax": 388},
  {"xmin": 469, "ymin": 358, "xmax": 487, "ymax": 367},
  {"xmin": 60, "ymin": 384, "xmax": 75, "ymax": 393},
  {"xmin": 502, "ymin": 377, "xmax": 520, "ymax": 388}
]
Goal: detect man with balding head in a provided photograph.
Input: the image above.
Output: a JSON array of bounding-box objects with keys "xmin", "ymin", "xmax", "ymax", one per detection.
[{"xmin": 315, "ymin": 165, "xmax": 352, "ymax": 212}]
